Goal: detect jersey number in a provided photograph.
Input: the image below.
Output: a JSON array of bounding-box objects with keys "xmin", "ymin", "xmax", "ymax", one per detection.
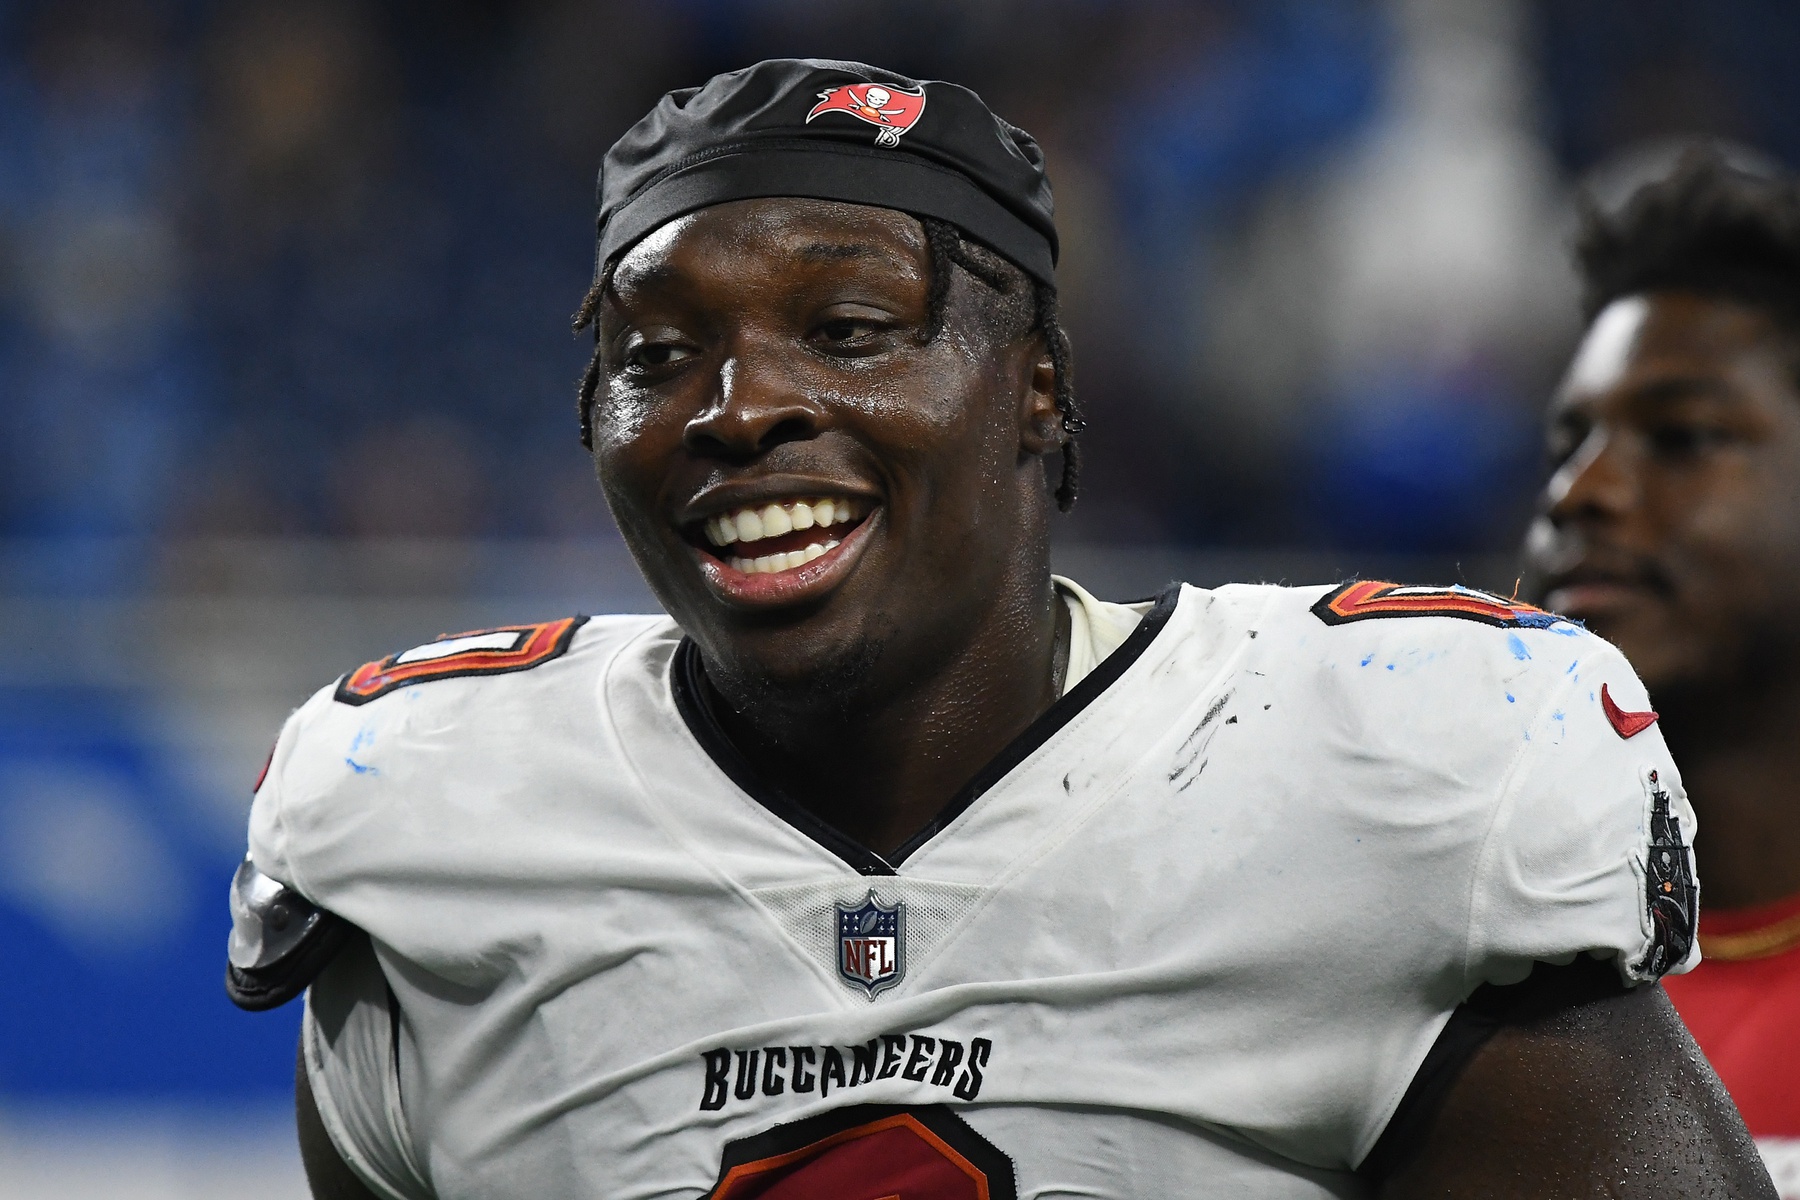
[
  {"xmin": 1311, "ymin": 580, "xmax": 1562, "ymax": 629},
  {"xmin": 333, "ymin": 617, "xmax": 587, "ymax": 705},
  {"xmin": 707, "ymin": 1105, "xmax": 1015, "ymax": 1200}
]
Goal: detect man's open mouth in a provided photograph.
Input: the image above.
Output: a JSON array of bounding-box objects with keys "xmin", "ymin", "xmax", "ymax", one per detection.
[
  {"xmin": 1542, "ymin": 558, "xmax": 1674, "ymax": 617},
  {"xmin": 696, "ymin": 496, "xmax": 872, "ymax": 574}
]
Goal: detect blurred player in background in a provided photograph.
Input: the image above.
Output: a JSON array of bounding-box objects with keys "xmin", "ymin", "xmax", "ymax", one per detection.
[{"xmin": 1527, "ymin": 150, "xmax": 1800, "ymax": 1188}]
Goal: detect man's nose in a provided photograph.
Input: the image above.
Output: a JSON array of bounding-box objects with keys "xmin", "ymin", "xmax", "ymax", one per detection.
[
  {"xmin": 682, "ymin": 354, "xmax": 824, "ymax": 459},
  {"xmin": 1546, "ymin": 425, "xmax": 1640, "ymax": 525}
]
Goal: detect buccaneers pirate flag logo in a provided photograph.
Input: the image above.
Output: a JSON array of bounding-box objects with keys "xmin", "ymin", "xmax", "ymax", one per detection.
[{"xmin": 807, "ymin": 82, "xmax": 927, "ymax": 147}]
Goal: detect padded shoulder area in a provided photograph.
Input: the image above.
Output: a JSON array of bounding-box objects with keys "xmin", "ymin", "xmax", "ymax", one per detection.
[
  {"xmin": 1189, "ymin": 579, "xmax": 1629, "ymax": 781},
  {"xmin": 1251, "ymin": 579, "xmax": 1607, "ymax": 686},
  {"xmin": 245, "ymin": 612, "xmax": 678, "ymax": 928}
]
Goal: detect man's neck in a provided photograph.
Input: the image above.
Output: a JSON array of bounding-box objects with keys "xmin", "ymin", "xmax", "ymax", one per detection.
[
  {"xmin": 1661, "ymin": 677, "xmax": 1800, "ymax": 909},
  {"xmin": 706, "ymin": 576, "xmax": 1069, "ymax": 859}
]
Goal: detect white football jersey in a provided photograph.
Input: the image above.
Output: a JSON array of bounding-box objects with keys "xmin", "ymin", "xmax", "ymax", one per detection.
[{"xmin": 248, "ymin": 579, "xmax": 1698, "ymax": 1200}]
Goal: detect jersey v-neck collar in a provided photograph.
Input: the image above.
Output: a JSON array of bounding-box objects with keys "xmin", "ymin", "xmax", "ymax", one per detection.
[{"xmin": 668, "ymin": 584, "xmax": 1183, "ymax": 877}]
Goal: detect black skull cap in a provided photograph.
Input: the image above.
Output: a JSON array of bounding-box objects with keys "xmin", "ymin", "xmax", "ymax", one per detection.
[{"xmin": 595, "ymin": 58, "xmax": 1057, "ymax": 287}]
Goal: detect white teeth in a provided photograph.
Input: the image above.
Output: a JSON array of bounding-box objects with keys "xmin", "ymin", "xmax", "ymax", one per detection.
[
  {"xmin": 702, "ymin": 498, "xmax": 863, "ymax": 550},
  {"xmin": 726, "ymin": 539, "xmax": 841, "ymax": 575}
]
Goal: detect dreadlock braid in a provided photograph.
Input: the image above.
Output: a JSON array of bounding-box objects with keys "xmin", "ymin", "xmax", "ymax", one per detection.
[
  {"xmin": 571, "ymin": 217, "xmax": 1082, "ymax": 510},
  {"xmin": 921, "ymin": 218, "xmax": 961, "ymax": 342},
  {"xmin": 571, "ymin": 262, "xmax": 617, "ymax": 450}
]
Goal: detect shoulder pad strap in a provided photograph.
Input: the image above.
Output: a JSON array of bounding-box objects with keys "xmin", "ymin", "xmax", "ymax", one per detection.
[{"xmin": 225, "ymin": 857, "xmax": 355, "ymax": 1011}]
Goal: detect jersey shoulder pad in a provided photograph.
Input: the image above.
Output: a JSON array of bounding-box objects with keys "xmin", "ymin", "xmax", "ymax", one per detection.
[
  {"xmin": 1311, "ymin": 580, "xmax": 1570, "ymax": 630},
  {"xmin": 225, "ymin": 857, "xmax": 356, "ymax": 1011},
  {"xmin": 333, "ymin": 615, "xmax": 589, "ymax": 705}
]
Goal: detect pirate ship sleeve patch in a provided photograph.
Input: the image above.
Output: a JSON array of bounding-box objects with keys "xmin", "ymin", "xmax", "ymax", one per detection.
[
  {"xmin": 1311, "ymin": 580, "xmax": 1572, "ymax": 630},
  {"xmin": 333, "ymin": 616, "xmax": 587, "ymax": 706},
  {"xmin": 1632, "ymin": 766, "xmax": 1698, "ymax": 982}
]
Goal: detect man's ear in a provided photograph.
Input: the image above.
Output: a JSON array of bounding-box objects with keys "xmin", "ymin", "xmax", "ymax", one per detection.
[{"xmin": 1017, "ymin": 338, "xmax": 1064, "ymax": 457}]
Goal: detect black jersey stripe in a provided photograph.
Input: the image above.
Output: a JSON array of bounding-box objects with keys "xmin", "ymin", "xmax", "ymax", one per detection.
[{"xmin": 668, "ymin": 583, "xmax": 1183, "ymax": 874}]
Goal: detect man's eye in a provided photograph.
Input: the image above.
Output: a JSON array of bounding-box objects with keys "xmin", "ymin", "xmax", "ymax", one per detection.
[
  {"xmin": 812, "ymin": 315, "xmax": 893, "ymax": 350},
  {"xmin": 1647, "ymin": 423, "xmax": 1734, "ymax": 458},
  {"xmin": 624, "ymin": 341, "xmax": 696, "ymax": 371}
]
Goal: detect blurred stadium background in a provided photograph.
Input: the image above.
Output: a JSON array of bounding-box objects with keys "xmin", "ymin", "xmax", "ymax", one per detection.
[{"xmin": 3, "ymin": 0, "xmax": 1798, "ymax": 1194}]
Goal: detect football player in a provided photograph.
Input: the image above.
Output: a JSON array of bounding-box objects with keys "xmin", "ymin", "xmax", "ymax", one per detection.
[
  {"xmin": 1526, "ymin": 150, "xmax": 1800, "ymax": 1182},
  {"xmin": 227, "ymin": 62, "xmax": 1773, "ymax": 1198}
]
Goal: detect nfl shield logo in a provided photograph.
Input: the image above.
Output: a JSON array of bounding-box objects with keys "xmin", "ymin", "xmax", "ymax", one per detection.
[{"xmin": 836, "ymin": 890, "xmax": 905, "ymax": 998}]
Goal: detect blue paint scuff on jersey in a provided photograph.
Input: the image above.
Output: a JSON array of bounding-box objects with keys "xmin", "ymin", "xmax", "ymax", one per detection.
[
  {"xmin": 345, "ymin": 726, "xmax": 379, "ymax": 775},
  {"xmin": 1513, "ymin": 609, "xmax": 1582, "ymax": 633}
]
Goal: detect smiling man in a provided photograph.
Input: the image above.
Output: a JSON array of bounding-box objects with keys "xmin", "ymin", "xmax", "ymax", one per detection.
[
  {"xmin": 227, "ymin": 62, "xmax": 1771, "ymax": 1199},
  {"xmin": 1526, "ymin": 152, "xmax": 1800, "ymax": 1184}
]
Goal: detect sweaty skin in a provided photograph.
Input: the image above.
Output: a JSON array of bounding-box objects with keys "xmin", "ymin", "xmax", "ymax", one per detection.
[
  {"xmin": 1525, "ymin": 291, "xmax": 1800, "ymax": 908},
  {"xmin": 1381, "ymin": 980, "xmax": 1771, "ymax": 1198},
  {"xmin": 297, "ymin": 212, "xmax": 1773, "ymax": 1199},
  {"xmin": 590, "ymin": 198, "xmax": 1068, "ymax": 857}
]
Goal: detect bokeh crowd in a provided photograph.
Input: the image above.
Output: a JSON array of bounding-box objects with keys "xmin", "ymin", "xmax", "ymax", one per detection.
[{"xmin": 7, "ymin": 0, "xmax": 1800, "ymax": 585}]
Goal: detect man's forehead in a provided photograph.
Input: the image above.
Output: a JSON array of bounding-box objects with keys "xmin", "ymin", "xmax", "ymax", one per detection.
[
  {"xmin": 613, "ymin": 198, "xmax": 926, "ymax": 284},
  {"xmin": 1564, "ymin": 295, "xmax": 1651, "ymax": 400},
  {"xmin": 1557, "ymin": 291, "xmax": 1791, "ymax": 409}
]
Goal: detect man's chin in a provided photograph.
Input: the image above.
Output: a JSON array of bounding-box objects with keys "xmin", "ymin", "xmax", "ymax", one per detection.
[
  {"xmin": 698, "ymin": 627, "xmax": 890, "ymax": 717},
  {"xmin": 1574, "ymin": 611, "xmax": 1703, "ymax": 695}
]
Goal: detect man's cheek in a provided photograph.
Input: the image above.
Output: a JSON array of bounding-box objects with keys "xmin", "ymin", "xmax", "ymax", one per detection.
[
  {"xmin": 596, "ymin": 459, "xmax": 672, "ymax": 551},
  {"xmin": 1658, "ymin": 542, "xmax": 1769, "ymax": 679}
]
